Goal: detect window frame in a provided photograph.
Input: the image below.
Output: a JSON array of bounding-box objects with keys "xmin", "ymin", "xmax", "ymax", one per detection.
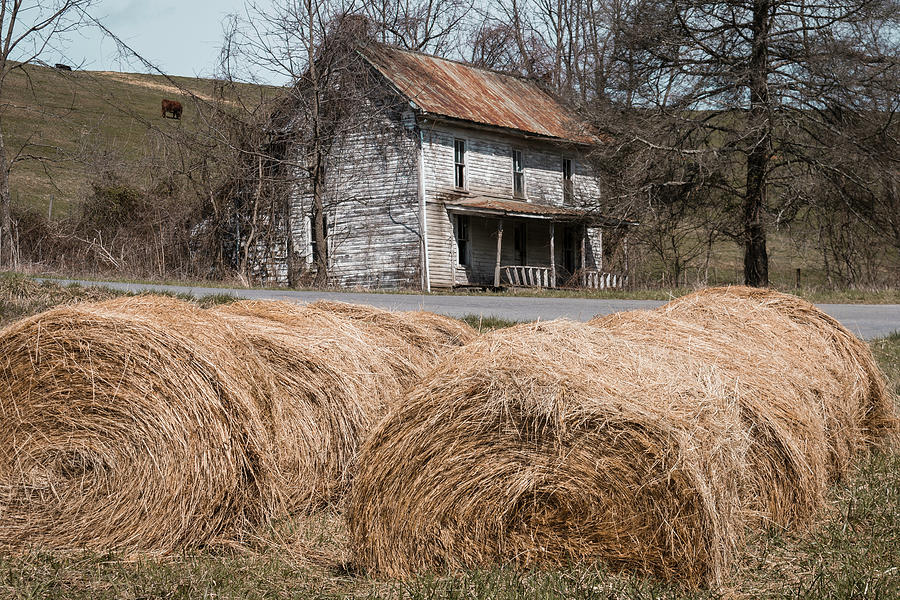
[
  {"xmin": 562, "ymin": 157, "xmax": 574, "ymax": 204},
  {"xmin": 454, "ymin": 138, "xmax": 467, "ymax": 190},
  {"xmin": 512, "ymin": 148, "xmax": 526, "ymax": 198}
]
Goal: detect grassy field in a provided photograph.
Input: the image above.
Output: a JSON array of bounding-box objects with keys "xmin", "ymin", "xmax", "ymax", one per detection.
[
  {"xmin": 0, "ymin": 275, "xmax": 898, "ymax": 598},
  {"xmin": 0, "ymin": 273, "xmax": 236, "ymax": 327},
  {"xmin": 1, "ymin": 62, "xmax": 275, "ymax": 218}
]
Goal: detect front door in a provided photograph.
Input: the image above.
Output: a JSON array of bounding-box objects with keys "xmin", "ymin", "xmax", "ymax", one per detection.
[
  {"xmin": 562, "ymin": 226, "xmax": 578, "ymax": 276},
  {"xmin": 453, "ymin": 214, "xmax": 471, "ymax": 285},
  {"xmin": 514, "ymin": 222, "xmax": 527, "ymax": 265}
]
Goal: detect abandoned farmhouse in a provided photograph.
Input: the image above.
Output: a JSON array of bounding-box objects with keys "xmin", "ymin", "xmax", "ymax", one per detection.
[{"xmin": 255, "ymin": 42, "xmax": 630, "ymax": 290}]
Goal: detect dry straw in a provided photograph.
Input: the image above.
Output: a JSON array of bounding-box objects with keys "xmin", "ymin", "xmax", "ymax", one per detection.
[
  {"xmin": 591, "ymin": 309, "xmax": 833, "ymax": 527},
  {"xmin": 348, "ymin": 320, "xmax": 752, "ymax": 587},
  {"xmin": 662, "ymin": 286, "xmax": 900, "ymax": 443},
  {"xmin": 660, "ymin": 287, "xmax": 897, "ymax": 473},
  {"xmin": 0, "ymin": 295, "xmax": 280, "ymax": 553},
  {"xmin": 211, "ymin": 300, "xmax": 428, "ymax": 512},
  {"xmin": 308, "ymin": 300, "xmax": 477, "ymax": 362},
  {"xmin": 399, "ymin": 310, "xmax": 478, "ymax": 350}
]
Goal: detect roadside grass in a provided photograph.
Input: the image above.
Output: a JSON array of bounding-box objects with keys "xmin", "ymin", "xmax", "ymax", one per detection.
[
  {"xmin": 0, "ymin": 280, "xmax": 898, "ymax": 599},
  {"xmin": 459, "ymin": 314, "xmax": 521, "ymax": 331},
  {"xmin": 0, "ymin": 273, "xmax": 237, "ymax": 327},
  {"xmin": 0, "ymin": 272, "xmax": 125, "ymax": 327}
]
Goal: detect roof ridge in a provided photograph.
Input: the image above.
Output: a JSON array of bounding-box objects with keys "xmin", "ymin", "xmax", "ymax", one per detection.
[
  {"xmin": 365, "ymin": 42, "xmax": 551, "ymax": 89},
  {"xmin": 358, "ymin": 41, "xmax": 598, "ymax": 145}
]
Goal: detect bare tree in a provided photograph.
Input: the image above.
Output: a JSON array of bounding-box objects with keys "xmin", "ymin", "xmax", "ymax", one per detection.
[
  {"xmin": 221, "ymin": 1, "xmax": 424, "ymax": 286},
  {"xmin": 607, "ymin": 0, "xmax": 900, "ymax": 287},
  {"xmin": 362, "ymin": 0, "xmax": 472, "ymax": 55},
  {"xmin": 0, "ymin": 0, "xmax": 94, "ymax": 267}
]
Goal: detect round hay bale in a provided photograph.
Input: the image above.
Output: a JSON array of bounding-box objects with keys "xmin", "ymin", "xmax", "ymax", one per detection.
[
  {"xmin": 308, "ymin": 300, "xmax": 468, "ymax": 362},
  {"xmin": 348, "ymin": 320, "xmax": 750, "ymax": 587},
  {"xmin": 0, "ymin": 295, "xmax": 279, "ymax": 553},
  {"xmin": 661, "ymin": 287, "xmax": 897, "ymax": 471},
  {"xmin": 590, "ymin": 309, "xmax": 831, "ymax": 527},
  {"xmin": 400, "ymin": 310, "xmax": 478, "ymax": 349},
  {"xmin": 215, "ymin": 300, "xmax": 422, "ymax": 383},
  {"xmin": 209, "ymin": 302, "xmax": 415, "ymax": 512}
]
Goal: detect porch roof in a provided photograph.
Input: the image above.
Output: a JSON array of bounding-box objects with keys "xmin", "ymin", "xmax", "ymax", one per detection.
[{"xmin": 443, "ymin": 196, "xmax": 634, "ymax": 226}]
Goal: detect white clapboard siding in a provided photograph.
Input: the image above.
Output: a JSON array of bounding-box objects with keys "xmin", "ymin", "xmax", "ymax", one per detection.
[
  {"xmin": 263, "ymin": 110, "xmax": 608, "ymax": 289},
  {"xmin": 289, "ymin": 117, "xmax": 422, "ymax": 288}
]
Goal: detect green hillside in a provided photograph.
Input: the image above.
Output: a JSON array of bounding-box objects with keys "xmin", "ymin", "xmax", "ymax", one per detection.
[{"xmin": 1, "ymin": 63, "xmax": 277, "ymax": 218}]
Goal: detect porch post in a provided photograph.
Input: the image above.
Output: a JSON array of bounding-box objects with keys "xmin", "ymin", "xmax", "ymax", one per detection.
[
  {"xmin": 598, "ymin": 228, "xmax": 604, "ymax": 272},
  {"xmin": 494, "ymin": 219, "xmax": 504, "ymax": 287},
  {"xmin": 580, "ymin": 224, "xmax": 586, "ymax": 286},
  {"xmin": 549, "ymin": 222, "xmax": 556, "ymax": 288}
]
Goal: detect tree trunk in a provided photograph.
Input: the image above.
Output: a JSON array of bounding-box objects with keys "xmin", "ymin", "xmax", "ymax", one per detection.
[
  {"xmin": 311, "ymin": 158, "xmax": 328, "ymax": 287},
  {"xmin": 284, "ymin": 181, "xmax": 301, "ymax": 287},
  {"xmin": 306, "ymin": 0, "xmax": 328, "ymax": 288},
  {"xmin": 743, "ymin": 0, "xmax": 771, "ymax": 287},
  {"xmin": 0, "ymin": 123, "xmax": 15, "ymax": 269}
]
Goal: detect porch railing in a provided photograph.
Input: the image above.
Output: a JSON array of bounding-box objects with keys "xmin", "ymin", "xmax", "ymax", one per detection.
[
  {"xmin": 501, "ymin": 266, "xmax": 628, "ymax": 289},
  {"xmin": 501, "ymin": 265, "xmax": 552, "ymax": 287},
  {"xmin": 581, "ymin": 270, "xmax": 627, "ymax": 290}
]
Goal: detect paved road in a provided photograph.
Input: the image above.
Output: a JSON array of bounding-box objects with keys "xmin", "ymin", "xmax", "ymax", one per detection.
[{"xmin": 47, "ymin": 278, "xmax": 900, "ymax": 340}]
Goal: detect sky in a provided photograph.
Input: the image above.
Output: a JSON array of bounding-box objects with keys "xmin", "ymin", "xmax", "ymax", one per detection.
[{"xmin": 40, "ymin": 0, "xmax": 274, "ymax": 81}]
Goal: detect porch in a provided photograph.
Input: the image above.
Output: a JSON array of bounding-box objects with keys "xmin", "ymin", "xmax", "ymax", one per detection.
[{"xmin": 445, "ymin": 197, "xmax": 632, "ymax": 290}]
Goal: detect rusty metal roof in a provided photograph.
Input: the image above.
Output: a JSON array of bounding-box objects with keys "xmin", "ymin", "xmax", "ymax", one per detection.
[
  {"xmin": 444, "ymin": 195, "xmax": 632, "ymax": 226},
  {"xmin": 361, "ymin": 44, "xmax": 598, "ymax": 144}
]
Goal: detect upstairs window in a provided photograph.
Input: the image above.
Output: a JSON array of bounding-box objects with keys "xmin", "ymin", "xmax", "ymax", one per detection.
[
  {"xmin": 512, "ymin": 149, "xmax": 525, "ymax": 197},
  {"xmin": 562, "ymin": 158, "xmax": 574, "ymax": 203},
  {"xmin": 454, "ymin": 139, "xmax": 466, "ymax": 189},
  {"xmin": 455, "ymin": 214, "xmax": 470, "ymax": 266}
]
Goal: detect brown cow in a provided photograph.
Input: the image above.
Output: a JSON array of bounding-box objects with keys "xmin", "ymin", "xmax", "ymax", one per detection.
[{"xmin": 161, "ymin": 99, "xmax": 183, "ymax": 119}]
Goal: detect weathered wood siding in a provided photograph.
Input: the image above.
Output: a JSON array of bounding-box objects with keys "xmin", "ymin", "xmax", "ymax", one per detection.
[
  {"xmin": 264, "ymin": 115, "xmax": 608, "ymax": 289},
  {"xmin": 420, "ymin": 120, "xmax": 595, "ymax": 205},
  {"xmin": 425, "ymin": 200, "xmax": 455, "ymax": 286},
  {"xmin": 290, "ymin": 114, "xmax": 422, "ymax": 288},
  {"xmin": 420, "ymin": 120, "xmax": 605, "ymax": 287}
]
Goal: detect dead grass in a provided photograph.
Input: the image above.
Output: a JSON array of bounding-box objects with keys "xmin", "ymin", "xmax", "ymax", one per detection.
[
  {"xmin": 591, "ymin": 309, "xmax": 833, "ymax": 529},
  {"xmin": 308, "ymin": 300, "xmax": 476, "ymax": 363},
  {"xmin": 0, "ymin": 273, "xmax": 123, "ymax": 327},
  {"xmin": 0, "ymin": 284, "xmax": 896, "ymax": 598},
  {"xmin": 662, "ymin": 287, "xmax": 897, "ymax": 456}
]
